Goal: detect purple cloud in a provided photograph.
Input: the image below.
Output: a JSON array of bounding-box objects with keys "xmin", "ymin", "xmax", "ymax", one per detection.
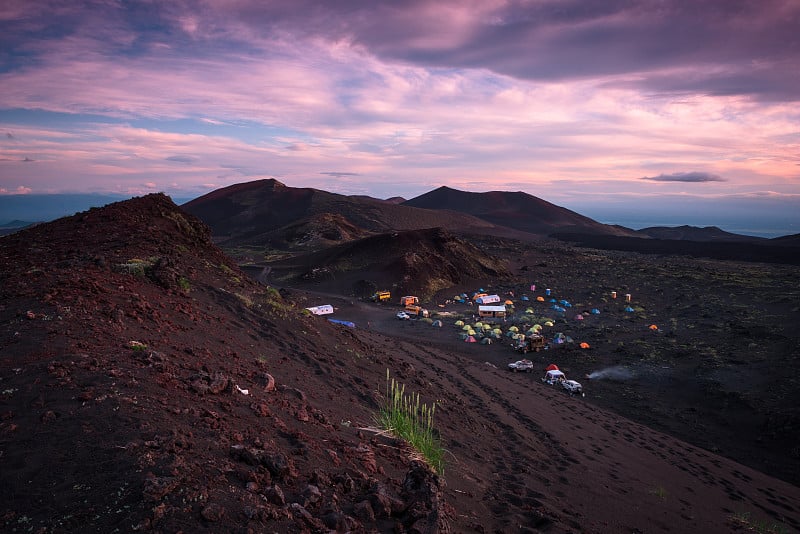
[
  {"xmin": 642, "ymin": 172, "xmax": 725, "ymax": 183},
  {"xmin": 320, "ymin": 172, "xmax": 360, "ymax": 178}
]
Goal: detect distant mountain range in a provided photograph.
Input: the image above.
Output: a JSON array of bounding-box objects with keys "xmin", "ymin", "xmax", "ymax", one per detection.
[
  {"xmin": 182, "ymin": 179, "xmax": 502, "ymax": 249},
  {"xmin": 179, "ymin": 179, "xmax": 800, "ymax": 267},
  {"xmin": 182, "ymin": 179, "xmax": 798, "ymax": 247}
]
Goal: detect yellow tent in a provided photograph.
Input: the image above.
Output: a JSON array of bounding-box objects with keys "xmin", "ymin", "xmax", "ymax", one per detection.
[
  {"xmin": 454, "ymin": 320, "xmax": 465, "ymax": 326},
  {"xmin": 508, "ymin": 325, "xmax": 519, "ymax": 332},
  {"xmin": 544, "ymin": 321, "xmax": 554, "ymax": 327}
]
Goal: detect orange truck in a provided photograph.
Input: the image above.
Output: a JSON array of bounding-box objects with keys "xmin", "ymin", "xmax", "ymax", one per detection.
[
  {"xmin": 404, "ymin": 305, "xmax": 429, "ymax": 318},
  {"xmin": 400, "ymin": 295, "xmax": 419, "ymax": 306}
]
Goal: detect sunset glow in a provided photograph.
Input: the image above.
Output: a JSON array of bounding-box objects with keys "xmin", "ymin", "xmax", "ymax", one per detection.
[{"xmin": 1, "ymin": 1, "xmax": 798, "ymax": 235}]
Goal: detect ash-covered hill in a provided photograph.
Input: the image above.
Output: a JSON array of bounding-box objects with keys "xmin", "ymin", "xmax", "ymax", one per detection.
[
  {"xmin": 0, "ymin": 194, "xmax": 446, "ymax": 533},
  {"xmin": 267, "ymin": 227, "xmax": 511, "ymax": 298},
  {"xmin": 403, "ymin": 186, "xmax": 638, "ymax": 237},
  {"xmin": 182, "ymin": 179, "xmax": 499, "ymax": 249},
  {"xmin": 637, "ymin": 225, "xmax": 765, "ymax": 242}
]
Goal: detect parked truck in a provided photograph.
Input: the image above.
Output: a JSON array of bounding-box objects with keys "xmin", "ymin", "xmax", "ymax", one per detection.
[
  {"xmin": 399, "ymin": 295, "xmax": 419, "ymax": 306},
  {"xmin": 404, "ymin": 305, "xmax": 430, "ymax": 318},
  {"xmin": 371, "ymin": 290, "xmax": 391, "ymax": 302},
  {"xmin": 515, "ymin": 335, "xmax": 546, "ymax": 354}
]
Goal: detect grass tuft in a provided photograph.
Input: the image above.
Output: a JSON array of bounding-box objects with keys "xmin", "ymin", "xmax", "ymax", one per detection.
[
  {"xmin": 376, "ymin": 369, "xmax": 444, "ymax": 475},
  {"xmin": 729, "ymin": 511, "xmax": 789, "ymax": 533}
]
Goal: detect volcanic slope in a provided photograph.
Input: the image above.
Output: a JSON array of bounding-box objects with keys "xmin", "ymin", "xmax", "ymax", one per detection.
[
  {"xmin": 2, "ymin": 195, "xmax": 799, "ymax": 533},
  {"xmin": 182, "ymin": 179, "xmax": 501, "ymax": 249},
  {"xmin": 266, "ymin": 227, "xmax": 511, "ymax": 299},
  {"xmin": 402, "ymin": 186, "xmax": 638, "ymax": 237},
  {"xmin": 0, "ymin": 194, "xmax": 447, "ymax": 533}
]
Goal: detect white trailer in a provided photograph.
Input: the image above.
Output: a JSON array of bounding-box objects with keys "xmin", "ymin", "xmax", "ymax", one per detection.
[{"xmin": 305, "ymin": 304, "xmax": 334, "ymax": 315}]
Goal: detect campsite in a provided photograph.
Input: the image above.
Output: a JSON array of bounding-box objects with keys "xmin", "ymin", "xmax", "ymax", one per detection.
[{"xmin": 289, "ymin": 235, "xmax": 800, "ymax": 492}]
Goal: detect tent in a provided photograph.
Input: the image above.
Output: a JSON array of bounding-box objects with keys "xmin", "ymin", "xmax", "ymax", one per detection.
[
  {"xmin": 544, "ymin": 321, "xmax": 554, "ymax": 327},
  {"xmin": 480, "ymin": 337, "xmax": 492, "ymax": 345},
  {"xmin": 464, "ymin": 335, "xmax": 477, "ymax": 343},
  {"xmin": 525, "ymin": 308, "xmax": 535, "ymax": 314},
  {"xmin": 474, "ymin": 321, "xmax": 484, "ymax": 328},
  {"xmin": 536, "ymin": 296, "xmax": 545, "ymax": 302},
  {"xmin": 462, "ymin": 324, "xmax": 472, "ymax": 330},
  {"xmin": 531, "ymin": 324, "xmax": 542, "ymax": 333},
  {"xmin": 431, "ymin": 320, "xmax": 443, "ymax": 327},
  {"xmin": 575, "ymin": 314, "xmax": 584, "ymax": 320},
  {"xmin": 467, "ymin": 329, "xmax": 476, "ymax": 336},
  {"xmin": 649, "ymin": 324, "xmax": 658, "ymax": 331},
  {"xmin": 328, "ymin": 318, "xmax": 356, "ymax": 328},
  {"xmin": 579, "ymin": 342, "xmax": 590, "ymax": 349},
  {"xmin": 504, "ymin": 299, "xmax": 514, "ymax": 305},
  {"xmin": 508, "ymin": 325, "xmax": 519, "ymax": 332},
  {"xmin": 545, "ymin": 363, "xmax": 559, "ymax": 371},
  {"xmin": 521, "ymin": 295, "xmax": 530, "ymax": 301},
  {"xmin": 454, "ymin": 320, "xmax": 465, "ymax": 326},
  {"xmin": 624, "ymin": 306, "xmax": 635, "ymax": 312},
  {"xmin": 591, "ymin": 308, "xmax": 600, "ymax": 315}
]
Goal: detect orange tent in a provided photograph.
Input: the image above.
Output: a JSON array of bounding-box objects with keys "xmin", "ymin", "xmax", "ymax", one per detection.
[
  {"xmin": 579, "ymin": 342, "xmax": 590, "ymax": 349},
  {"xmin": 536, "ymin": 296, "xmax": 545, "ymax": 302},
  {"xmin": 649, "ymin": 324, "xmax": 658, "ymax": 331}
]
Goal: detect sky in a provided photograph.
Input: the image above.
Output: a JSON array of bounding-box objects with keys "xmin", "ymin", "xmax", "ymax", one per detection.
[{"xmin": 1, "ymin": 0, "xmax": 799, "ymax": 236}]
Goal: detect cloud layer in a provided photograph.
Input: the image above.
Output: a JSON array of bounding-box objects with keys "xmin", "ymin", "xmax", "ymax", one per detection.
[
  {"xmin": 642, "ymin": 172, "xmax": 726, "ymax": 183},
  {"xmin": 0, "ymin": 0, "xmax": 798, "ymax": 232}
]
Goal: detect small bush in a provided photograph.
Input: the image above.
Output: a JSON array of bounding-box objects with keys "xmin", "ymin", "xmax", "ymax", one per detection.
[{"xmin": 178, "ymin": 277, "xmax": 190, "ymax": 292}]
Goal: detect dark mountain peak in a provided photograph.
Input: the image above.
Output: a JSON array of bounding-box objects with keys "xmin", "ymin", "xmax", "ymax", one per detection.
[
  {"xmin": 637, "ymin": 225, "xmax": 763, "ymax": 242},
  {"xmin": 405, "ymin": 185, "xmax": 635, "ymax": 236}
]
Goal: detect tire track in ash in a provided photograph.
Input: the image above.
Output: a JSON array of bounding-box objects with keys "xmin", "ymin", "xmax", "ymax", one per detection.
[{"xmin": 398, "ymin": 340, "xmax": 583, "ymax": 530}]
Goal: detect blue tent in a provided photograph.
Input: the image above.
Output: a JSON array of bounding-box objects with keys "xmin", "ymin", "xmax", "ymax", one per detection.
[
  {"xmin": 521, "ymin": 295, "xmax": 530, "ymax": 301},
  {"xmin": 624, "ymin": 306, "xmax": 634, "ymax": 313},
  {"xmin": 591, "ymin": 308, "xmax": 600, "ymax": 315},
  {"xmin": 328, "ymin": 318, "xmax": 356, "ymax": 328}
]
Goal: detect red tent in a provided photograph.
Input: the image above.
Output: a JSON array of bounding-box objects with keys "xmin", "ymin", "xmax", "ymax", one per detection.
[{"xmin": 545, "ymin": 363, "xmax": 559, "ymax": 371}]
